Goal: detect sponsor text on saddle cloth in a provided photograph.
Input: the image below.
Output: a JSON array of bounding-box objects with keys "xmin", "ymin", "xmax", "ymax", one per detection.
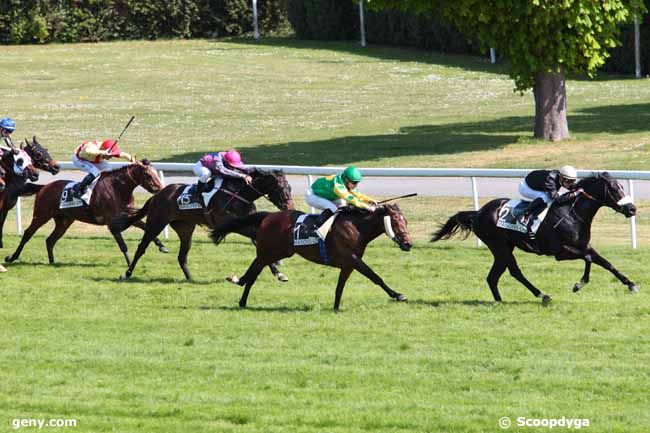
[
  {"xmin": 177, "ymin": 178, "xmax": 223, "ymax": 210},
  {"xmin": 496, "ymin": 199, "xmax": 549, "ymax": 234},
  {"xmin": 60, "ymin": 178, "xmax": 98, "ymax": 209}
]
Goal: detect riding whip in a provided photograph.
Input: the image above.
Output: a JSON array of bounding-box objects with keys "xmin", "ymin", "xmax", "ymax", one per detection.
[
  {"xmin": 115, "ymin": 116, "xmax": 135, "ymax": 145},
  {"xmin": 377, "ymin": 193, "xmax": 418, "ymax": 204}
]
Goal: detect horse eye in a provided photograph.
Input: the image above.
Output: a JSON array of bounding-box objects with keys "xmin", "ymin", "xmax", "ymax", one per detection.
[{"xmin": 16, "ymin": 158, "xmax": 23, "ymax": 165}]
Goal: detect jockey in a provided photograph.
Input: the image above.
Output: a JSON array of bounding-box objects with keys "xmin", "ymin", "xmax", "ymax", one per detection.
[
  {"xmin": 192, "ymin": 150, "xmax": 252, "ymax": 205},
  {"xmin": 306, "ymin": 166, "xmax": 377, "ymax": 223},
  {"xmin": 0, "ymin": 117, "xmax": 15, "ymax": 141},
  {"xmin": 519, "ymin": 165, "xmax": 579, "ymax": 225},
  {"xmin": 72, "ymin": 139, "xmax": 133, "ymax": 198}
]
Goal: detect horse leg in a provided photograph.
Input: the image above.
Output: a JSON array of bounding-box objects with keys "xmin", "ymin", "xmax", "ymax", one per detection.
[
  {"xmin": 238, "ymin": 257, "xmax": 265, "ymax": 308},
  {"xmin": 351, "ymin": 255, "xmax": 407, "ymax": 302},
  {"xmin": 573, "ymin": 260, "xmax": 592, "ymax": 292},
  {"xmin": 501, "ymin": 248, "xmax": 551, "ymax": 303},
  {"xmin": 333, "ymin": 268, "xmax": 353, "ymax": 312},
  {"xmin": 249, "ymin": 236, "xmax": 288, "ymax": 282},
  {"xmin": 169, "ymin": 221, "xmax": 195, "ymax": 280},
  {"xmin": 109, "ymin": 228, "xmax": 132, "ymax": 266},
  {"xmin": 5, "ymin": 214, "xmax": 52, "ymax": 263},
  {"xmin": 0, "ymin": 206, "xmax": 8, "ymax": 249},
  {"xmin": 46, "ymin": 215, "xmax": 74, "ymax": 264},
  {"xmin": 132, "ymin": 219, "xmax": 169, "ymax": 253},
  {"xmin": 120, "ymin": 218, "xmax": 168, "ymax": 280},
  {"xmin": 0, "ymin": 193, "xmax": 18, "ymax": 249},
  {"xmin": 586, "ymin": 247, "xmax": 639, "ymax": 293}
]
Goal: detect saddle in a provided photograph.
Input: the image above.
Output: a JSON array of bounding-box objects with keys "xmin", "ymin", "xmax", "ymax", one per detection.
[
  {"xmin": 496, "ymin": 199, "xmax": 549, "ymax": 235},
  {"xmin": 177, "ymin": 178, "xmax": 223, "ymax": 210},
  {"xmin": 59, "ymin": 177, "xmax": 99, "ymax": 209},
  {"xmin": 293, "ymin": 214, "xmax": 322, "ymax": 246}
]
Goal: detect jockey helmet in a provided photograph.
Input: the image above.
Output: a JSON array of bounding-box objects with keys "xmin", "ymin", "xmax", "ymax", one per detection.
[
  {"xmin": 100, "ymin": 139, "xmax": 121, "ymax": 156},
  {"xmin": 0, "ymin": 117, "xmax": 16, "ymax": 133},
  {"xmin": 559, "ymin": 165, "xmax": 577, "ymax": 180},
  {"xmin": 342, "ymin": 166, "xmax": 363, "ymax": 183},
  {"xmin": 224, "ymin": 150, "xmax": 244, "ymax": 168}
]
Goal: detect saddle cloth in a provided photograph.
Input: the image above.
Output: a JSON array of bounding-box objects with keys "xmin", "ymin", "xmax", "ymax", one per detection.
[
  {"xmin": 177, "ymin": 178, "xmax": 223, "ymax": 210},
  {"xmin": 496, "ymin": 199, "xmax": 549, "ymax": 235},
  {"xmin": 293, "ymin": 214, "xmax": 321, "ymax": 246},
  {"xmin": 59, "ymin": 178, "xmax": 99, "ymax": 209}
]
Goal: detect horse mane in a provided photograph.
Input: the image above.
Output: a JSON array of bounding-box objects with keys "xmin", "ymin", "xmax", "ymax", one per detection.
[{"xmin": 575, "ymin": 171, "xmax": 612, "ymax": 189}]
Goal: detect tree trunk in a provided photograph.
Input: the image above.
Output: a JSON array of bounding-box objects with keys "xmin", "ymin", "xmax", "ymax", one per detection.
[{"xmin": 533, "ymin": 70, "xmax": 569, "ymax": 141}]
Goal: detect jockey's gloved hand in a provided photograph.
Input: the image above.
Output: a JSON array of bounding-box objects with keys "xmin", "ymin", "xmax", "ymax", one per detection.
[{"xmin": 557, "ymin": 192, "xmax": 575, "ymax": 205}]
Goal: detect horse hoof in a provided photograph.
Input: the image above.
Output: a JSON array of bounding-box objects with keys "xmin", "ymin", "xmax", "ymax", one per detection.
[
  {"xmin": 542, "ymin": 294, "xmax": 552, "ymax": 303},
  {"xmin": 0, "ymin": 264, "xmax": 7, "ymax": 273},
  {"xmin": 395, "ymin": 294, "xmax": 408, "ymax": 302},
  {"xmin": 158, "ymin": 246, "xmax": 170, "ymax": 254},
  {"xmin": 572, "ymin": 283, "xmax": 582, "ymax": 293},
  {"xmin": 119, "ymin": 273, "xmax": 130, "ymax": 281},
  {"xmin": 276, "ymin": 273, "xmax": 289, "ymax": 282},
  {"xmin": 629, "ymin": 285, "xmax": 640, "ymax": 293},
  {"xmin": 4, "ymin": 256, "xmax": 13, "ymax": 263},
  {"xmin": 226, "ymin": 275, "xmax": 240, "ymax": 285},
  {"xmin": 238, "ymin": 302, "xmax": 247, "ymax": 308}
]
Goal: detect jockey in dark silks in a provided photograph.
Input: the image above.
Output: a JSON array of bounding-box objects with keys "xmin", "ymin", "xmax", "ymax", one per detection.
[{"xmin": 518, "ymin": 165, "xmax": 579, "ymax": 228}]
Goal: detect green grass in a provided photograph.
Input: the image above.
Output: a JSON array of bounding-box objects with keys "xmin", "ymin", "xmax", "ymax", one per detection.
[
  {"xmin": 1, "ymin": 194, "xmax": 649, "ymax": 433},
  {"xmin": 2, "ymin": 37, "xmax": 650, "ymax": 169}
]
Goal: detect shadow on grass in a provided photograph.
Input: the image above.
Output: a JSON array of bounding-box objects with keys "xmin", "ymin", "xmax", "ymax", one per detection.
[
  {"xmin": 197, "ymin": 304, "xmax": 315, "ymax": 313},
  {"xmin": 91, "ymin": 275, "xmax": 212, "ymax": 285},
  {"xmin": 412, "ymin": 299, "xmax": 543, "ymax": 307},
  {"xmin": 5, "ymin": 260, "xmax": 103, "ymax": 268},
  {"xmin": 219, "ymin": 36, "xmax": 506, "ymax": 76},
  {"xmin": 159, "ymin": 103, "xmax": 650, "ymax": 166}
]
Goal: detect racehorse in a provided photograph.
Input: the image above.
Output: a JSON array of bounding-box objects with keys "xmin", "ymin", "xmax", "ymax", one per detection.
[
  {"xmin": 5, "ymin": 159, "xmax": 167, "ymax": 265},
  {"xmin": 0, "ymin": 137, "xmax": 60, "ymax": 248},
  {"xmin": 115, "ymin": 168, "xmax": 294, "ymax": 281},
  {"xmin": 209, "ymin": 204, "xmax": 412, "ymax": 311},
  {"xmin": 431, "ymin": 172, "xmax": 637, "ymax": 302}
]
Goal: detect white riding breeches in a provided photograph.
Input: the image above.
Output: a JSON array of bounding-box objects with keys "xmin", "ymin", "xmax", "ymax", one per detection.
[
  {"xmin": 305, "ymin": 188, "xmax": 345, "ymax": 212},
  {"xmin": 72, "ymin": 154, "xmax": 110, "ymax": 177},
  {"xmin": 193, "ymin": 161, "xmax": 214, "ymax": 183},
  {"xmin": 519, "ymin": 180, "xmax": 552, "ymax": 204}
]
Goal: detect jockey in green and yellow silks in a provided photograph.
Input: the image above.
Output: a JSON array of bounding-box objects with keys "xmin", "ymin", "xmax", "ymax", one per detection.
[{"xmin": 306, "ymin": 166, "xmax": 377, "ymax": 213}]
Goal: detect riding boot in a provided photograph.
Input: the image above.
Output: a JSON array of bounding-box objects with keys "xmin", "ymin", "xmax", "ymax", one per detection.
[
  {"xmin": 73, "ymin": 174, "xmax": 95, "ymax": 198},
  {"xmin": 520, "ymin": 198, "xmax": 545, "ymax": 225},
  {"xmin": 316, "ymin": 208, "xmax": 334, "ymax": 227},
  {"xmin": 194, "ymin": 181, "xmax": 206, "ymax": 207}
]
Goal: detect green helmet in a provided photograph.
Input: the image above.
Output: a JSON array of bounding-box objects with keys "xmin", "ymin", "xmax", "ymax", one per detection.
[{"xmin": 342, "ymin": 166, "xmax": 363, "ymax": 183}]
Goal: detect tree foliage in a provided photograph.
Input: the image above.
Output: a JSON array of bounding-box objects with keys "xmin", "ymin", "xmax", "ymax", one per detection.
[{"xmin": 369, "ymin": 0, "xmax": 646, "ymax": 91}]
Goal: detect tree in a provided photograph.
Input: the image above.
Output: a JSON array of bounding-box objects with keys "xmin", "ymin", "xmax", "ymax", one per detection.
[{"xmin": 368, "ymin": 0, "xmax": 645, "ymax": 141}]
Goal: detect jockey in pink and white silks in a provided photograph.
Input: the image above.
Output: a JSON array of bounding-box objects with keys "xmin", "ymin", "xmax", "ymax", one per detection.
[{"xmin": 192, "ymin": 150, "xmax": 252, "ymax": 206}]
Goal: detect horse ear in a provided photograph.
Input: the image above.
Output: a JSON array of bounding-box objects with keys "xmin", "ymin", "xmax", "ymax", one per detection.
[{"xmin": 20, "ymin": 141, "xmax": 24, "ymax": 149}]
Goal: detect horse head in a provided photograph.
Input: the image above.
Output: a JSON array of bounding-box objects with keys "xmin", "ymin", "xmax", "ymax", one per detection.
[
  {"xmin": 250, "ymin": 169, "xmax": 294, "ymax": 210},
  {"xmin": 378, "ymin": 204, "xmax": 412, "ymax": 251},
  {"xmin": 5, "ymin": 148, "xmax": 39, "ymax": 182},
  {"xmin": 130, "ymin": 159, "xmax": 163, "ymax": 194},
  {"xmin": 578, "ymin": 172, "xmax": 636, "ymax": 218},
  {"xmin": 23, "ymin": 136, "xmax": 60, "ymax": 175}
]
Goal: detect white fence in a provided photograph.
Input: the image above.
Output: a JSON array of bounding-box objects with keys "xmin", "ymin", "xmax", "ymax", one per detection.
[{"xmin": 14, "ymin": 163, "xmax": 649, "ymax": 248}]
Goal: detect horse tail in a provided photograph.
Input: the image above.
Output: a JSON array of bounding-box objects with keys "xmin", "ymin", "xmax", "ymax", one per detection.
[
  {"xmin": 111, "ymin": 196, "xmax": 153, "ymax": 232},
  {"xmin": 431, "ymin": 210, "xmax": 477, "ymax": 242},
  {"xmin": 210, "ymin": 212, "xmax": 271, "ymax": 245}
]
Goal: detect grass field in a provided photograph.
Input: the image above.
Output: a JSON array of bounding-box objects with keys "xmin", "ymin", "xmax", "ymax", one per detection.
[
  {"xmin": 2, "ymin": 37, "xmax": 650, "ymax": 169},
  {"xmin": 2, "ymin": 36, "xmax": 650, "ymax": 432},
  {"xmin": 1, "ymin": 194, "xmax": 649, "ymax": 432}
]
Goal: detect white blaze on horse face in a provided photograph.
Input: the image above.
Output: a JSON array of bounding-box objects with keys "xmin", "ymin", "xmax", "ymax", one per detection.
[
  {"xmin": 12, "ymin": 150, "xmax": 33, "ymax": 175},
  {"xmin": 617, "ymin": 195, "xmax": 634, "ymax": 206},
  {"xmin": 383, "ymin": 215, "xmax": 396, "ymax": 240}
]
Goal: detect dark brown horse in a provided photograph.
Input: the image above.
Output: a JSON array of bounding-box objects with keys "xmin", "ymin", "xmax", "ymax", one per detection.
[
  {"xmin": 0, "ymin": 137, "xmax": 60, "ymax": 248},
  {"xmin": 5, "ymin": 160, "xmax": 166, "ymax": 265},
  {"xmin": 115, "ymin": 168, "xmax": 294, "ymax": 281},
  {"xmin": 431, "ymin": 172, "xmax": 637, "ymax": 302},
  {"xmin": 210, "ymin": 204, "xmax": 412, "ymax": 311}
]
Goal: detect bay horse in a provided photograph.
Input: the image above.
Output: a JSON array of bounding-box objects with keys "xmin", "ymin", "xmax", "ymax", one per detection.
[
  {"xmin": 209, "ymin": 204, "xmax": 412, "ymax": 311},
  {"xmin": 5, "ymin": 159, "xmax": 167, "ymax": 265},
  {"xmin": 0, "ymin": 137, "xmax": 60, "ymax": 248},
  {"xmin": 431, "ymin": 172, "xmax": 637, "ymax": 302},
  {"xmin": 115, "ymin": 168, "xmax": 294, "ymax": 281}
]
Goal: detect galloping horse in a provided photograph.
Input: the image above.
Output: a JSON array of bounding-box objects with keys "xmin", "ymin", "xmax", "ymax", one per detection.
[
  {"xmin": 210, "ymin": 204, "xmax": 412, "ymax": 311},
  {"xmin": 431, "ymin": 172, "xmax": 637, "ymax": 302},
  {"xmin": 0, "ymin": 137, "xmax": 60, "ymax": 248},
  {"xmin": 115, "ymin": 168, "xmax": 294, "ymax": 281},
  {"xmin": 5, "ymin": 160, "xmax": 166, "ymax": 265}
]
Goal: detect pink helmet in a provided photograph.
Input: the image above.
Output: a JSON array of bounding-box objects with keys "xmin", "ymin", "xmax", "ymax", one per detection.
[{"xmin": 224, "ymin": 149, "xmax": 244, "ymax": 168}]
